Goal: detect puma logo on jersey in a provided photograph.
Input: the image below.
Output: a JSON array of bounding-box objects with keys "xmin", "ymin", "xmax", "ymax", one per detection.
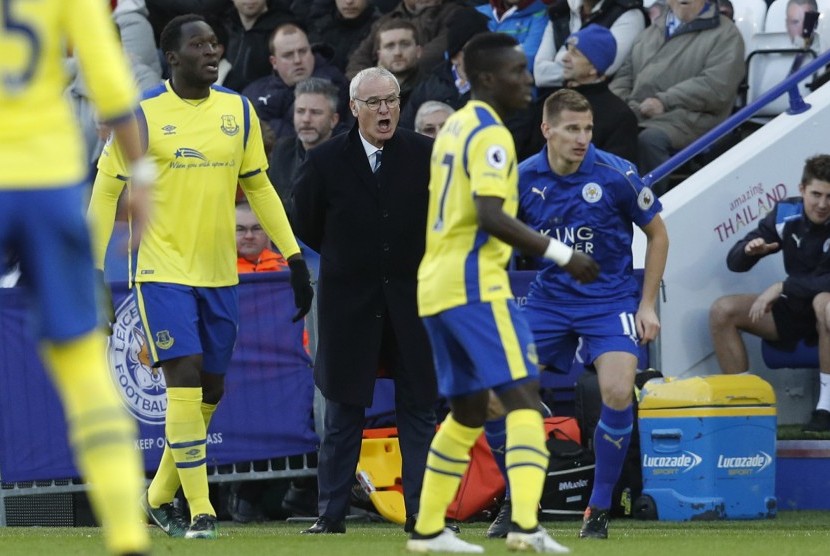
[
  {"xmin": 603, "ymin": 434, "xmax": 624, "ymax": 450},
  {"xmin": 258, "ymin": 95, "xmax": 271, "ymax": 105},
  {"xmin": 792, "ymin": 234, "xmax": 802, "ymax": 248},
  {"xmin": 531, "ymin": 186, "xmax": 547, "ymax": 200}
]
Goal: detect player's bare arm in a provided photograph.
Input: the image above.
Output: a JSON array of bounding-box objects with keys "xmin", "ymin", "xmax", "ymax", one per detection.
[
  {"xmin": 749, "ymin": 281, "xmax": 784, "ymax": 323},
  {"xmin": 636, "ymin": 214, "xmax": 669, "ymax": 343}
]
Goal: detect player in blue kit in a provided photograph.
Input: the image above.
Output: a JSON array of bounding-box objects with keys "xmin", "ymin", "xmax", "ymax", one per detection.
[
  {"xmin": 408, "ymin": 34, "xmax": 598, "ymax": 554},
  {"xmin": 0, "ymin": 1, "xmax": 154, "ymax": 554},
  {"xmin": 485, "ymin": 88, "xmax": 668, "ymax": 541}
]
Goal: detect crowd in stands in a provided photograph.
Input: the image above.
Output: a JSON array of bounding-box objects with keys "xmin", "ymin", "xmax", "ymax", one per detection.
[{"xmin": 85, "ymin": 0, "xmax": 828, "ymax": 205}]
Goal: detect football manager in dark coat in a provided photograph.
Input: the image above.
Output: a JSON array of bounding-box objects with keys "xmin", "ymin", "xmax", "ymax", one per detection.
[{"xmin": 292, "ymin": 66, "xmax": 438, "ymax": 535}]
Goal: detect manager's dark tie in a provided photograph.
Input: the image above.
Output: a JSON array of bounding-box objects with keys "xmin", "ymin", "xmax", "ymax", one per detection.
[{"xmin": 373, "ymin": 150, "xmax": 383, "ymax": 173}]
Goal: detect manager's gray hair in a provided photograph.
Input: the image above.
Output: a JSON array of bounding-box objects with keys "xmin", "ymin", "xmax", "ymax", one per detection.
[{"xmin": 349, "ymin": 66, "xmax": 400, "ymax": 100}]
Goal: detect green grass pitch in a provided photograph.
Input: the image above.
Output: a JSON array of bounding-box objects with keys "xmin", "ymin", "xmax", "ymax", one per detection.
[{"xmin": 0, "ymin": 511, "xmax": 828, "ymax": 555}]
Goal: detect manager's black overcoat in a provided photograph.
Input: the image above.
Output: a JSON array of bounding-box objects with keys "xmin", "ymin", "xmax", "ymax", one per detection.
[{"xmin": 293, "ymin": 124, "xmax": 438, "ymax": 408}]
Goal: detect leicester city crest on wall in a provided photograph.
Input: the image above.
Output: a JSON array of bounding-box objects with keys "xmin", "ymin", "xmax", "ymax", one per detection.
[{"xmin": 107, "ymin": 297, "xmax": 167, "ymax": 425}]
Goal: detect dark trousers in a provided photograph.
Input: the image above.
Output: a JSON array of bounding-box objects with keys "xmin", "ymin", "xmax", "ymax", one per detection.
[{"xmin": 316, "ymin": 391, "xmax": 436, "ymax": 521}]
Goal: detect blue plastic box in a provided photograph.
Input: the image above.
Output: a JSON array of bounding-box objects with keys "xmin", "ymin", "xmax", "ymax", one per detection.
[{"xmin": 637, "ymin": 375, "xmax": 777, "ymax": 520}]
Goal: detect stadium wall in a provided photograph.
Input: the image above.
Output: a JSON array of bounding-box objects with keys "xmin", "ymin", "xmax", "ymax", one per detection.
[{"xmin": 632, "ymin": 83, "xmax": 830, "ymax": 421}]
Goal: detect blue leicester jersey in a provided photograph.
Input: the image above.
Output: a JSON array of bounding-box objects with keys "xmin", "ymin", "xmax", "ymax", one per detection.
[{"xmin": 518, "ymin": 144, "xmax": 661, "ymax": 302}]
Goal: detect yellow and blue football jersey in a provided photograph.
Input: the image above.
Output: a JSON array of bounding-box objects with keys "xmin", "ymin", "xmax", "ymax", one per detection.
[
  {"xmin": 417, "ymin": 100, "xmax": 519, "ymax": 316},
  {"xmin": 0, "ymin": 0, "xmax": 137, "ymax": 188},
  {"xmin": 95, "ymin": 81, "xmax": 297, "ymax": 287}
]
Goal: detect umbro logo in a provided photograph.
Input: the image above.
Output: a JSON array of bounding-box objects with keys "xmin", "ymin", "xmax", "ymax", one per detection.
[{"xmin": 162, "ymin": 125, "xmax": 177, "ymax": 135}]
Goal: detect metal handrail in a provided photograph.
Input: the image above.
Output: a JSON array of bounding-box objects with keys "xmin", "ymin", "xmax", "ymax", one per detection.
[{"xmin": 642, "ymin": 48, "xmax": 830, "ymax": 187}]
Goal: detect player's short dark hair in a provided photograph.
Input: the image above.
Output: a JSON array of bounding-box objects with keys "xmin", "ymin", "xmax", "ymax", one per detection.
[
  {"xmin": 543, "ymin": 89, "xmax": 593, "ymax": 124},
  {"xmin": 160, "ymin": 14, "xmax": 208, "ymax": 53},
  {"xmin": 463, "ymin": 32, "xmax": 519, "ymax": 88},
  {"xmin": 802, "ymin": 154, "xmax": 830, "ymax": 185}
]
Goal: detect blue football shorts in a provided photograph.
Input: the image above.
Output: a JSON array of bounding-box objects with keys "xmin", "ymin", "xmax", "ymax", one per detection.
[
  {"xmin": 134, "ymin": 282, "xmax": 239, "ymax": 373},
  {"xmin": 0, "ymin": 184, "xmax": 99, "ymax": 340},
  {"xmin": 422, "ymin": 298, "xmax": 539, "ymax": 398},
  {"xmin": 523, "ymin": 294, "xmax": 641, "ymax": 371}
]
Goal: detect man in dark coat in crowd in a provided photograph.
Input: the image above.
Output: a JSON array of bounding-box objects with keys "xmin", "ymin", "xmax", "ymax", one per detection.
[
  {"xmin": 243, "ymin": 22, "xmax": 351, "ymax": 138},
  {"xmin": 308, "ymin": 0, "xmax": 381, "ymax": 73},
  {"xmin": 223, "ymin": 0, "xmax": 294, "ymax": 92}
]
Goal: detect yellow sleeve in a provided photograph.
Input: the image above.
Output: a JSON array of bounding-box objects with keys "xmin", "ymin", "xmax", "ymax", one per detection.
[
  {"xmin": 66, "ymin": 0, "xmax": 138, "ymax": 122},
  {"xmin": 240, "ymin": 171, "xmax": 301, "ymax": 259},
  {"xmin": 88, "ymin": 171, "xmax": 127, "ymax": 269},
  {"xmin": 97, "ymin": 130, "xmax": 131, "ymax": 179},
  {"xmin": 467, "ymin": 125, "xmax": 516, "ymax": 199},
  {"xmin": 240, "ymin": 98, "xmax": 269, "ymax": 177}
]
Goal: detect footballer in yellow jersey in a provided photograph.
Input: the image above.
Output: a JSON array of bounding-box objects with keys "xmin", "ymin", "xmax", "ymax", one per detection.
[
  {"xmin": 0, "ymin": 0, "xmax": 137, "ymax": 188},
  {"xmin": 417, "ymin": 99, "xmax": 519, "ymax": 317},
  {"xmin": 88, "ymin": 15, "xmax": 313, "ymax": 540},
  {"xmin": 95, "ymin": 78, "xmax": 287, "ymax": 287},
  {"xmin": 0, "ymin": 1, "xmax": 152, "ymax": 554},
  {"xmin": 408, "ymin": 33, "xmax": 596, "ymax": 554}
]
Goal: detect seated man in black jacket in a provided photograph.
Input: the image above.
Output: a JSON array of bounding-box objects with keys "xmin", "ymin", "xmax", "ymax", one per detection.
[
  {"xmin": 243, "ymin": 22, "xmax": 351, "ymax": 138},
  {"xmin": 399, "ymin": 7, "xmax": 487, "ymax": 130},
  {"xmin": 709, "ymin": 155, "xmax": 830, "ymax": 433},
  {"xmin": 308, "ymin": 0, "xmax": 381, "ymax": 73},
  {"xmin": 268, "ymin": 77, "xmax": 340, "ymax": 219},
  {"xmin": 223, "ymin": 0, "xmax": 294, "ymax": 92},
  {"xmin": 400, "ymin": 7, "xmax": 541, "ymax": 160}
]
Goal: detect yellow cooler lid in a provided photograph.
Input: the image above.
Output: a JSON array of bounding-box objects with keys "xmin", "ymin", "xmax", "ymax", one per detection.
[{"xmin": 639, "ymin": 375, "xmax": 776, "ymax": 409}]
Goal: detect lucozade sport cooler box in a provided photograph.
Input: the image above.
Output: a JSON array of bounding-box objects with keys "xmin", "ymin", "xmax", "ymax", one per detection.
[{"xmin": 637, "ymin": 375, "xmax": 777, "ymax": 521}]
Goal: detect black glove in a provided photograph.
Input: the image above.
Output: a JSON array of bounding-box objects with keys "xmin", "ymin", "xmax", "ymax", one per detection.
[
  {"xmin": 288, "ymin": 258, "xmax": 313, "ymax": 323},
  {"xmin": 94, "ymin": 269, "xmax": 115, "ymax": 335}
]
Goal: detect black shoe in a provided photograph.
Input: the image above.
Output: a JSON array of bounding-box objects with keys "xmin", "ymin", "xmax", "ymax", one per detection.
[
  {"xmin": 803, "ymin": 409, "xmax": 830, "ymax": 432},
  {"xmin": 579, "ymin": 506, "xmax": 609, "ymax": 539},
  {"xmin": 185, "ymin": 514, "xmax": 218, "ymax": 540},
  {"xmin": 404, "ymin": 514, "xmax": 460, "ymax": 534},
  {"xmin": 281, "ymin": 481, "xmax": 318, "ymax": 517},
  {"xmin": 140, "ymin": 492, "xmax": 188, "ymax": 538},
  {"xmin": 227, "ymin": 486, "xmax": 266, "ymax": 524},
  {"xmin": 486, "ymin": 499, "xmax": 511, "ymax": 539},
  {"xmin": 301, "ymin": 516, "xmax": 346, "ymax": 534}
]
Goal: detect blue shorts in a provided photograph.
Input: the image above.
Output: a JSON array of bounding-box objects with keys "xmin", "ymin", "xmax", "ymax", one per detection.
[
  {"xmin": 422, "ymin": 299, "xmax": 539, "ymax": 398},
  {"xmin": 0, "ymin": 184, "xmax": 100, "ymax": 340},
  {"xmin": 523, "ymin": 296, "xmax": 640, "ymax": 372},
  {"xmin": 134, "ymin": 282, "xmax": 239, "ymax": 373}
]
